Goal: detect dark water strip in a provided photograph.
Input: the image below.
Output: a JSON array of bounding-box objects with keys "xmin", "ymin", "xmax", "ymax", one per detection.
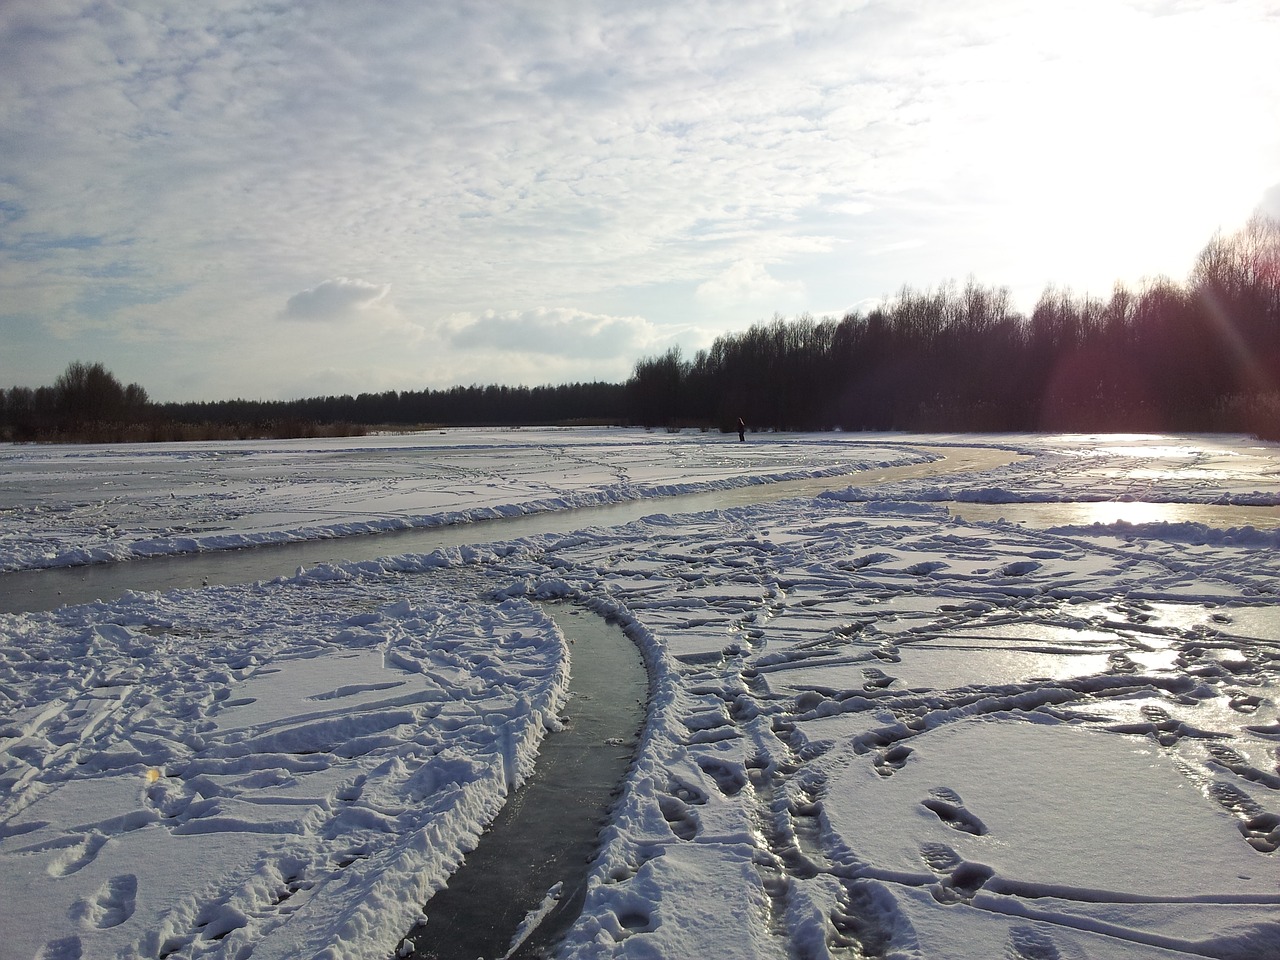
[{"xmin": 402, "ymin": 603, "xmax": 648, "ymax": 960}]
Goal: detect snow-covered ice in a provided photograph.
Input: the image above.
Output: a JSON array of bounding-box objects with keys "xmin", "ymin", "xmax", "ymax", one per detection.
[
  {"xmin": 2, "ymin": 430, "xmax": 1279, "ymax": 959},
  {"xmin": 1, "ymin": 560, "xmax": 568, "ymax": 960},
  {"xmin": 0, "ymin": 428, "xmax": 926, "ymax": 572}
]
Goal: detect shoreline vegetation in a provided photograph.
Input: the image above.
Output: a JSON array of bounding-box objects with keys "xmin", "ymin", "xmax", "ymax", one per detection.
[{"xmin": 4, "ymin": 215, "xmax": 1279, "ymax": 444}]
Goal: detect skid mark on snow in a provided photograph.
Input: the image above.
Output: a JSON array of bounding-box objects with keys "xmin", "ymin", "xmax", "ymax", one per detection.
[{"xmin": 10, "ymin": 437, "xmax": 1280, "ymax": 959}]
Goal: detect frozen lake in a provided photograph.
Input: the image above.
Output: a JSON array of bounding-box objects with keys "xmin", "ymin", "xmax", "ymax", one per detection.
[{"xmin": 2, "ymin": 430, "xmax": 1279, "ymax": 959}]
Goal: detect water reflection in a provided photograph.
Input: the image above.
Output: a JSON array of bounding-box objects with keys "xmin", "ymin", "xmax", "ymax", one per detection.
[{"xmin": 948, "ymin": 501, "xmax": 1280, "ymax": 530}]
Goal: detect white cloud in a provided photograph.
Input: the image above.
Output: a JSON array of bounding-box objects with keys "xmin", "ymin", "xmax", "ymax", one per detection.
[
  {"xmin": 445, "ymin": 307, "xmax": 662, "ymax": 360},
  {"xmin": 282, "ymin": 278, "xmax": 390, "ymax": 322},
  {"xmin": 695, "ymin": 260, "xmax": 805, "ymax": 308},
  {"xmin": 2, "ymin": 1, "xmax": 1278, "ymax": 398}
]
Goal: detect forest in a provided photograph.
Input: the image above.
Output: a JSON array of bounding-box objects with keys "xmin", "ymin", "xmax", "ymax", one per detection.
[
  {"xmin": 3, "ymin": 214, "xmax": 1278, "ymax": 442},
  {"xmin": 629, "ymin": 214, "xmax": 1280, "ymax": 438},
  {"xmin": 0, "ymin": 372, "xmax": 626, "ymax": 442}
]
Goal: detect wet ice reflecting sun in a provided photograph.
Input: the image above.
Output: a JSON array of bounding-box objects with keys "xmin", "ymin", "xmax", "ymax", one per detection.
[{"xmin": 951, "ymin": 500, "xmax": 1280, "ymax": 529}]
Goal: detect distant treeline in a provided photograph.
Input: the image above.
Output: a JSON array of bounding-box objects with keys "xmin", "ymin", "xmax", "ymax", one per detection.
[
  {"xmin": 0, "ymin": 365, "xmax": 626, "ymax": 442},
  {"xmin": 4, "ymin": 215, "xmax": 1278, "ymax": 443},
  {"xmin": 629, "ymin": 215, "xmax": 1280, "ymax": 439},
  {"xmin": 152, "ymin": 381, "xmax": 627, "ymax": 436}
]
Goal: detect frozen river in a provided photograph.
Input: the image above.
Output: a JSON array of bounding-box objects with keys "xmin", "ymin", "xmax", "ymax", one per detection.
[
  {"xmin": 2, "ymin": 442, "xmax": 1021, "ymax": 613},
  {"xmin": 2, "ymin": 430, "xmax": 1279, "ymax": 960}
]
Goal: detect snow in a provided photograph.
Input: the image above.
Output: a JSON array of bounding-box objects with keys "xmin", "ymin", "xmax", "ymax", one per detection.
[
  {"xmin": 2, "ymin": 430, "xmax": 1280, "ymax": 959},
  {"xmin": 0, "ymin": 428, "xmax": 926, "ymax": 572},
  {"xmin": 1, "ymin": 566, "xmax": 569, "ymax": 960}
]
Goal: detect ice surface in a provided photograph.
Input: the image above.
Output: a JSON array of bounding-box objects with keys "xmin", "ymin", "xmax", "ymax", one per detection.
[
  {"xmin": 0, "ymin": 427, "xmax": 925, "ymax": 572},
  {"xmin": 2, "ymin": 431, "xmax": 1279, "ymax": 959}
]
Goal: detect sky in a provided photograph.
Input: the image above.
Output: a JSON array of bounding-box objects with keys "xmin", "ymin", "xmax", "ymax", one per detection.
[{"xmin": 2, "ymin": 0, "xmax": 1278, "ymax": 403}]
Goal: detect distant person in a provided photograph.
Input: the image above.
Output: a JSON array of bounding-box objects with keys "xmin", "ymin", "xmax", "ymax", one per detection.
[{"xmin": 737, "ymin": 417, "xmax": 746, "ymax": 442}]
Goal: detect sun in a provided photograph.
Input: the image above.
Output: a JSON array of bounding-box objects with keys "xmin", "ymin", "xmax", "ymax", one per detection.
[{"xmin": 932, "ymin": 2, "xmax": 1277, "ymax": 292}]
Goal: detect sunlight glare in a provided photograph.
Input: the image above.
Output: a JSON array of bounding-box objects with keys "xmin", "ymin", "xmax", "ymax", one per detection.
[{"xmin": 934, "ymin": 2, "xmax": 1276, "ymax": 290}]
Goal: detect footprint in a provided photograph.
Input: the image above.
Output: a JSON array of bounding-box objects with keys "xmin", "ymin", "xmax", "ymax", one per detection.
[
  {"xmin": 668, "ymin": 778, "xmax": 708, "ymax": 806},
  {"xmin": 605, "ymin": 863, "xmax": 635, "ymax": 884},
  {"xmin": 612, "ymin": 908, "xmax": 656, "ymax": 940},
  {"xmin": 48, "ymin": 832, "xmax": 107, "ymax": 878},
  {"xmin": 922, "ymin": 839, "xmax": 992, "ymax": 903},
  {"xmin": 907, "ymin": 560, "xmax": 948, "ymax": 576},
  {"xmin": 1140, "ymin": 704, "xmax": 1182, "ymax": 747},
  {"xmin": 930, "ymin": 860, "xmax": 993, "ymax": 905},
  {"xmin": 829, "ymin": 881, "xmax": 892, "ymax": 956},
  {"xmin": 1108, "ymin": 652, "xmax": 1138, "ymax": 674},
  {"xmin": 657, "ymin": 795, "xmax": 699, "ymax": 841},
  {"xmin": 921, "ymin": 787, "xmax": 987, "ymax": 836},
  {"xmin": 728, "ymin": 695, "xmax": 758, "ymax": 724},
  {"xmin": 874, "ymin": 743, "xmax": 913, "ymax": 777},
  {"xmin": 1007, "ymin": 925, "xmax": 1061, "ymax": 960},
  {"xmin": 696, "ymin": 757, "xmax": 746, "ymax": 797},
  {"xmin": 1206, "ymin": 744, "xmax": 1280, "ymax": 789},
  {"xmin": 70, "ymin": 874, "xmax": 137, "ymax": 929},
  {"xmin": 1228, "ymin": 692, "xmax": 1264, "ymax": 714},
  {"xmin": 1000, "ymin": 560, "xmax": 1042, "ymax": 577},
  {"xmin": 1208, "ymin": 781, "xmax": 1280, "ymax": 852},
  {"xmin": 604, "ymin": 844, "xmax": 660, "ymax": 884},
  {"xmin": 36, "ymin": 937, "xmax": 82, "ymax": 960},
  {"xmin": 335, "ymin": 774, "xmax": 365, "ymax": 802},
  {"xmin": 1241, "ymin": 813, "xmax": 1280, "ymax": 853},
  {"xmin": 919, "ymin": 842, "xmax": 961, "ymax": 874},
  {"xmin": 862, "ymin": 667, "xmax": 896, "ymax": 690}
]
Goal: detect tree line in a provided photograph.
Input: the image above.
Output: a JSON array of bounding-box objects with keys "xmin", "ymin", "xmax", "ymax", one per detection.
[
  {"xmin": 628, "ymin": 214, "xmax": 1280, "ymax": 439},
  {"xmin": 0, "ymin": 361, "xmax": 155, "ymax": 442},
  {"xmin": 0, "ymin": 365, "xmax": 627, "ymax": 442},
  {"xmin": 4, "ymin": 214, "xmax": 1278, "ymax": 442}
]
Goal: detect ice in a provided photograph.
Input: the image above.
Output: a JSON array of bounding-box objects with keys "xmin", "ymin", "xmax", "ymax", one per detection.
[
  {"xmin": 2, "ymin": 430, "xmax": 1279, "ymax": 958},
  {"xmin": 0, "ymin": 428, "xmax": 924, "ymax": 572}
]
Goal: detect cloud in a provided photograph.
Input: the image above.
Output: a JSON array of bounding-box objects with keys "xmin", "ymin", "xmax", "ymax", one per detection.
[
  {"xmin": 445, "ymin": 307, "xmax": 661, "ymax": 360},
  {"xmin": 282, "ymin": 278, "xmax": 390, "ymax": 322},
  {"xmin": 695, "ymin": 260, "xmax": 806, "ymax": 308},
  {"xmin": 3, "ymin": 1, "xmax": 1278, "ymax": 399}
]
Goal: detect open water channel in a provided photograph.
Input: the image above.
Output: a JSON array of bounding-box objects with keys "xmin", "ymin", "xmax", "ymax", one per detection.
[{"xmin": 1, "ymin": 447, "xmax": 1017, "ymax": 612}]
